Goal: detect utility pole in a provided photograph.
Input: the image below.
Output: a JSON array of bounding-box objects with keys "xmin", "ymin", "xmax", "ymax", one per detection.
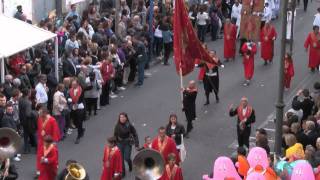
[
  {"xmin": 274, "ymin": 0, "xmax": 289, "ymax": 157},
  {"xmin": 55, "ymin": 0, "xmax": 63, "ymax": 19}
]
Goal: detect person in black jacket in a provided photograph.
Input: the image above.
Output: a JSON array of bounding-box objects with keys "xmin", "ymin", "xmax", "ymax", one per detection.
[
  {"xmin": 19, "ymin": 89, "xmax": 35, "ymax": 154},
  {"xmin": 0, "ymin": 93, "xmax": 6, "ymax": 126},
  {"xmin": 165, "ymin": 114, "xmax": 186, "ymax": 147},
  {"xmin": 292, "ymin": 89, "xmax": 315, "ymax": 120},
  {"xmin": 1, "ymin": 103, "xmax": 17, "ymax": 130},
  {"xmin": 182, "ymin": 80, "xmax": 198, "ymax": 138},
  {"xmin": 69, "ymin": 79, "xmax": 86, "ymax": 144},
  {"xmin": 114, "ymin": 112, "xmax": 139, "ymax": 178},
  {"xmin": 229, "ymin": 97, "xmax": 256, "ymax": 149}
]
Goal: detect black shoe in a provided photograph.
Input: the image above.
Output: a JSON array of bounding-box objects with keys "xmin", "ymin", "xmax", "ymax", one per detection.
[
  {"xmin": 204, "ymin": 101, "xmax": 210, "ymax": 105},
  {"xmin": 94, "ymin": 112, "xmax": 97, "ymax": 116},
  {"xmin": 216, "ymin": 98, "xmax": 220, "ymax": 103},
  {"xmin": 122, "ymin": 172, "xmax": 126, "ymax": 178},
  {"xmin": 128, "ymin": 161, "xmax": 133, "ymax": 172},
  {"xmin": 134, "ymin": 83, "xmax": 142, "ymax": 86},
  {"xmin": 185, "ymin": 133, "xmax": 190, "ymax": 139},
  {"xmin": 75, "ymin": 138, "xmax": 80, "ymax": 144},
  {"xmin": 264, "ymin": 61, "xmax": 268, "ymax": 66}
]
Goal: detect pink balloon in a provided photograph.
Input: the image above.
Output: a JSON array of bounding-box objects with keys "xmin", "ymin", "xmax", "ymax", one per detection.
[
  {"xmin": 247, "ymin": 147, "xmax": 269, "ymax": 169},
  {"xmin": 211, "ymin": 156, "xmax": 242, "ymax": 180},
  {"xmin": 291, "ymin": 161, "xmax": 315, "ymax": 180},
  {"xmin": 246, "ymin": 172, "xmax": 266, "ymax": 180}
]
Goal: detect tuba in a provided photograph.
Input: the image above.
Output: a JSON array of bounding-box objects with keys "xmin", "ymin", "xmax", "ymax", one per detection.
[
  {"xmin": 65, "ymin": 163, "xmax": 86, "ymax": 180},
  {"xmin": 133, "ymin": 149, "xmax": 165, "ymax": 180},
  {"xmin": 0, "ymin": 128, "xmax": 22, "ymax": 159}
]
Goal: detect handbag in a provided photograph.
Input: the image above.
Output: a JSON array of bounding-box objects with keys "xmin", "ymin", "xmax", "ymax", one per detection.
[
  {"xmin": 179, "ymin": 134, "xmax": 187, "ymax": 162},
  {"xmin": 154, "ymin": 25, "xmax": 163, "ymax": 38}
]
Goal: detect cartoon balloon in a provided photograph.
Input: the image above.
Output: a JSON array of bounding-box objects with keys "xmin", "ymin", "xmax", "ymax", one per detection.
[
  {"xmin": 247, "ymin": 147, "xmax": 269, "ymax": 169},
  {"xmin": 291, "ymin": 161, "xmax": 315, "ymax": 180},
  {"xmin": 203, "ymin": 156, "xmax": 242, "ymax": 180}
]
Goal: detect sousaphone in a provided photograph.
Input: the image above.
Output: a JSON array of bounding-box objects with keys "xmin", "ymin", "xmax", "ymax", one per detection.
[
  {"xmin": 0, "ymin": 128, "xmax": 22, "ymax": 159},
  {"xmin": 133, "ymin": 149, "xmax": 165, "ymax": 180},
  {"xmin": 65, "ymin": 163, "xmax": 86, "ymax": 180}
]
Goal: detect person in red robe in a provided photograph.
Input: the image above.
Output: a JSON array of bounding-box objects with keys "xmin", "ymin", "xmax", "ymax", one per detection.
[
  {"xmin": 260, "ymin": 21, "xmax": 277, "ymax": 65},
  {"xmin": 160, "ymin": 153, "xmax": 183, "ymax": 180},
  {"xmin": 101, "ymin": 136, "xmax": 123, "ymax": 180},
  {"xmin": 36, "ymin": 107, "xmax": 60, "ymax": 177},
  {"xmin": 38, "ymin": 135, "xmax": 59, "ymax": 180},
  {"xmin": 224, "ymin": 19, "xmax": 237, "ymax": 62},
  {"xmin": 284, "ymin": 53, "xmax": 295, "ymax": 90},
  {"xmin": 241, "ymin": 41, "xmax": 257, "ymax": 86},
  {"xmin": 195, "ymin": 58, "xmax": 206, "ymax": 81},
  {"xmin": 304, "ymin": 25, "xmax": 320, "ymax": 72},
  {"xmin": 152, "ymin": 127, "xmax": 180, "ymax": 164}
]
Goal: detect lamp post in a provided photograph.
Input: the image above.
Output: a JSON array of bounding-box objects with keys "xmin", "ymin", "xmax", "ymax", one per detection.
[
  {"xmin": 289, "ymin": 0, "xmax": 296, "ymax": 54},
  {"xmin": 274, "ymin": 0, "xmax": 289, "ymax": 157}
]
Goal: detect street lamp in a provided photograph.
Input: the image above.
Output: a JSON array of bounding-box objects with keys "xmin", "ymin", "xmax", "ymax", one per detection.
[
  {"xmin": 289, "ymin": 0, "xmax": 296, "ymax": 54},
  {"xmin": 274, "ymin": 0, "xmax": 289, "ymax": 157}
]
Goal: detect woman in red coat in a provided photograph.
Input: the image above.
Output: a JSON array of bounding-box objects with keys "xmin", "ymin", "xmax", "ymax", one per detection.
[
  {"xmin": 223, "ymin": 19, "xmax": 237, "ymax": 62},
  {"xmin": 260, "ymin": 22, "xmax": 277, "ymax": 65},
  {"xmin": 101, "ymin": 137, "xmax": 123, "ymax": 180},
  {"xmin": 304, "ymin": 26, "xmax": 320, "ymax": 72},
  {"xmin": 38, "ymin": 135, "xmax": 59, "ymax": 180},
  {"xmin": 160, "ymin": 153, "xmax": 183, "ymax": 180},
  {"xmin": 284, "ymin": 53, "xmax": 295, "ymax": 90}
]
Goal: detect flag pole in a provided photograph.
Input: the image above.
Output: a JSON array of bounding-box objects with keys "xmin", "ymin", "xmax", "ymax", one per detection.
[{"xmin": 179, "ymin": 63, "xmax": 184, "ymax": 104}]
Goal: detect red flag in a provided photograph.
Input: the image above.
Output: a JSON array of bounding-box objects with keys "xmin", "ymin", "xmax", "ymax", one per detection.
[{"xmin": 173, "ymin": 0, "xmax": 216, "ymax": 76}]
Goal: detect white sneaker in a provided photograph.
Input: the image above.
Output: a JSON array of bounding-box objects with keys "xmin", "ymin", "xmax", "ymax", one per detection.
[
  {"xmin": 67, "ymin": 128, "xmax": 73, "ymax": 135},
  {"xmin": 118, "ymin": 87, "xmax": 126, "ymax": 91},
  {"xmin": 13, "ymin": 156, "xmax": 21, "ymax": 162},
  {"xmin": 110, "ymin": 94, "xmax": 118, "ymax": 99},
  {"xmin": 16, "ymin": 154, "xmax": 21, "ymax": 157}
]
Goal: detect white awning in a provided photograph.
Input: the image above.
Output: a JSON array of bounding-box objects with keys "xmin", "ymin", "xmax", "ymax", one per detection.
[{"xmin": 0, "ymin": 15, "xmax": 57, "ymax": 58}]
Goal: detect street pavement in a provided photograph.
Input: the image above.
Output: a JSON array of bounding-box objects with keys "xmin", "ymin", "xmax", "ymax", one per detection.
[{"xmin": 16, "ymin": 2, "xmax": 320, "ymax": 180}]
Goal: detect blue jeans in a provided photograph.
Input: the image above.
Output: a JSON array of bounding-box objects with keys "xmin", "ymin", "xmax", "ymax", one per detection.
[
  {"xmin": 197, "ymin": 24, "xmax": 207, "ymax": 42},
  {"xmin": 137, "ymin": 57, "xmax": 145, "ymax": 85},
  {"xmin": 117, "ymin": 142, "xmax": 132, "ymax": 174}
]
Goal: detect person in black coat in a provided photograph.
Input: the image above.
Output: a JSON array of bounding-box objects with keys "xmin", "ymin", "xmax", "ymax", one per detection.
[
  {"xmin": 165, "ymin": 114, "xmax": 186, "ymax": 146},
  {"xmin": 63, "ymin": 55, "xmax": 78, "ymax": 78},
  {"xmin": 229, "ymin": 97, "xmax": 256, "ymax": 149},
  {"xmin": 182, "ymin": 80, "xmax": 198, "ymax": 137},
  {"xmin": 1, "ymin": 103, "xmax": 17, "ymax": 131},
  {"xmin": 201, "ymin": 54, "xmax": 223, "ymax": 105},
  {"xmin": 18, "ymin": 89, "xmax": 36, "ymax": 153},
  {"xmin": 292, "ymin": 89, "xmax": 315, "ymax": 120},
  {"xmin": 114, "ymin": 112, "xmax": 139, "ymax": 178}
]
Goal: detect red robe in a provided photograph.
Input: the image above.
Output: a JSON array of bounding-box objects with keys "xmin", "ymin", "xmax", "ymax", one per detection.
[
  {"xmin": 241, "ymin": 42, "xmax": 257, "ymax": 80},
  {"xmin": 304, "ymin": 32, "xmax": 320, "ymax": 68},
  {"xmin": 195, "ymin": 58, "xmax": 205, "ymax": 80},
  {"xmin": 284, "ymin": 59, "xmax": 294, "ymax": 88},
  {"xmin": 224, "ymin": 23, "xmax": 237, "ymax": 59},
  {"xmin": 260, "ymin": 25, "xmax": 277, "ymax": 61},
  {"xmin": 100, "ymin": 146, "xmax": 123, "ymax": 180},
  {"xmin": 152, "ymin": 136, "xmax": 180, "ymax": 164},
  {"xmin": 38, "ymin": 144, "xmax": 58, "ymax": 180},
  {"xmin": 36, "ymin": 116, "xmax": 60, "ymax": 170},
  {"xmin": 159, "ymin": 164, "xmax": 183, "ymax": 180}
]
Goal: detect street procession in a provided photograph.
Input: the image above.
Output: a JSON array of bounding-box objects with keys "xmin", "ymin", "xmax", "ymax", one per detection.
[{"xmin": 0, "ymin": 0, "xmax": 320, "ymax": 179}]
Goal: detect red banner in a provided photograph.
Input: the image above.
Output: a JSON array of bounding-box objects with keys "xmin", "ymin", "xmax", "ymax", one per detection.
[{"xmin": 173, "ymin": 0, "xmax": 216, "ymax": 76}]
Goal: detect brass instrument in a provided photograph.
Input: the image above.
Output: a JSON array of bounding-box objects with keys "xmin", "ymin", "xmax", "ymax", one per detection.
[
  {"xmin": 0, "ymin": 128, "xmax": 22, "ymax": 159},
  {"xmin": 0, "ymin": 128, "xmax": 22, "ymax": 180},
  {"xmin": 65, "ymin": 163, "xmax": 86, "ymax": 180},
  {"xmin": 133, "ymin": 149, "xmax": 165, "ymax": 180}
]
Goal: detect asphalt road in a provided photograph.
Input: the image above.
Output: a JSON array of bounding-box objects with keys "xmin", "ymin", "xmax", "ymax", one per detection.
[{"xmin": 16, "ymin": 3, "xmax": 320, "ymax": 180}]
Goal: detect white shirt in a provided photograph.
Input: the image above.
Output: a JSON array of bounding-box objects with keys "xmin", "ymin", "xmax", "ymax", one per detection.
[
  {"xmin": 197, "ymin": 12, "xmax": 209, "ymax": 25},
  {"xmin": 314, "ymin": 13, "xmax": 320, "ymax": 27},
  {"xmin": 231, "ymin": 4, "xmax": 242, "ymax": 26},
  {"xmin": 262, "ymin": 6, "xmax": 272, "ymax": 22},
  {"xmin": 35, "ymin": 83, "xmax": 48, "ymax": 104}
]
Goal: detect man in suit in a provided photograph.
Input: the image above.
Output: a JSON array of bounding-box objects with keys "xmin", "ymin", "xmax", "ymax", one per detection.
[{"xmin": 63, "ymin": 55, "xmax": 77, "ymax": 78}]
